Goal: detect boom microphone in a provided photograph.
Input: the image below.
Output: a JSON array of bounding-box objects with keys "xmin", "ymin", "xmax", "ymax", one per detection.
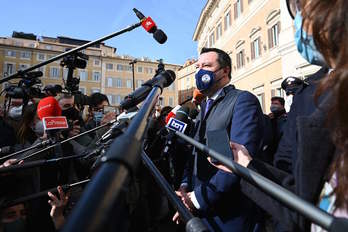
[
  {"xmin": 120, "ymin": 70, "xmax": 176, "ymax": 110},
  {"xmin": 133, "ymin": 8, "xmax": 167, "ymax": 44}
]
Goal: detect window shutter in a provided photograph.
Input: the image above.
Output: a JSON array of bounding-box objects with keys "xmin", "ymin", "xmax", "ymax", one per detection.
[
  {"xmin": 234, "ymin": 3, "xmax": 237, "ymax": 19},
  {"xmin": 251, "ymin": 42, "xmax": 255, "ymax": 60},
  {"xmin": 242, "ymin": 49, "xmax": 245, "ymax": 66},
  {"xmin": 268, "ymin": 28, "xmax": 272, "ymax": 49},
  {"xmin": 229, "ymin": 10, "xmax": 232, "ymax": 25},
  {"xmin": 258, "ymin": 37, "xmax": 262, "ymax": 56},
  {"xmin": 271, "ymin": 89, "xmax": 275, "ymax": 97},
  {"xmin": 241, "ymin": 0, "xmax": 244, "ymax": 13}
]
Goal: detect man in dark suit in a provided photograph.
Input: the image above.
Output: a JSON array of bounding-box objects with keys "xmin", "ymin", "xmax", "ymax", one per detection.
[{"xmin": 173, "ymin": 48, "xmax": 264, "ymax": 231}]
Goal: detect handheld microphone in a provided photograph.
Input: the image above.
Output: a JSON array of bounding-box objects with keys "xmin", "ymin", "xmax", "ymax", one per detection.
[
  {"xmin": 133, "ymin": 8, "xmax": 167, "ymax": 44},
  {"xmin": 120, "ymin": 70, "xmax": 175, "ymax": 110}
]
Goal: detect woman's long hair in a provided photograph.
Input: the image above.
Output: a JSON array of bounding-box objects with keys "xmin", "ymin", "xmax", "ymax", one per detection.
[
  {"xmin": 302, "ymin": 0, "xmax": 348, "ymax": 209},
  {"xmin": 17, "ymin": 103, "xmax": 37, "ymax": 145}
]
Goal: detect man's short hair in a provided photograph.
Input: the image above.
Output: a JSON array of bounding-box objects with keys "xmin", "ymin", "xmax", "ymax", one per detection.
[
  {"xmin": 200, "ymin": 47, "xmax": 232, "ymax": 79},
  {"xmin": 89, "ymin": 93, "xmax": 109, "ymax": 108},
  {"xmin": 271, "ymin": 96, "xmax": 285, "ymax": 106}
]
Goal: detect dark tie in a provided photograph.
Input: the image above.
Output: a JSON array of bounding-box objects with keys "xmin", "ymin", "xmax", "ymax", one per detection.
[{"xmin": 204, "ymin": 98, "xmax": 214, "ymax": 117}]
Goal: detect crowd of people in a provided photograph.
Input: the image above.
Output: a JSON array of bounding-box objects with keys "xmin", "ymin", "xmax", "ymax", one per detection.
[{"xmin": 0, "ymin": 0, "xmax": 347, "ymax": 231}]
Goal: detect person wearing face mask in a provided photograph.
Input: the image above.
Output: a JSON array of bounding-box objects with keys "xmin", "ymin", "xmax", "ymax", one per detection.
[
  {"xmin": 209, "ymin": 0, "xmax": 347, "ymax": 231},
  {"xmin": 172, "ymin": 47, "xmax": 264, "ymax": 232},
  {"xmin": 84, "ymin": 93, "xmax": 117, "ymax": 141}
]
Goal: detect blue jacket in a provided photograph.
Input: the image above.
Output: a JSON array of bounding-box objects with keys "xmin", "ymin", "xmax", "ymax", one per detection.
[{"xmin": 182, "ymin": 85, "xmax": 264, "ymax": 231}]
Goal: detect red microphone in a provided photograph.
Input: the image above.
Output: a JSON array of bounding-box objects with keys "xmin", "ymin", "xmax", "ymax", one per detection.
[
  {"xmin": 37, "ymin": 96, "xmax": 62, "ymax": 120},
  {"xmin": 133, "ymin": 8, "xmax": 167, "ymax": 44},
  {"xmin": 141, "ymin": 16, "xmax": 157, "ymax": 33}
]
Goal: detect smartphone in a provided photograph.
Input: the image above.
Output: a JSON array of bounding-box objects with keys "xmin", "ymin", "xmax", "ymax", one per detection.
[
  {"xmin": 103, "ymin": 106, "xmax": 119, "ymax": 114},
  {"xmin": 206, "ymin": 129, "xmax": 233, "ymax": 164}
]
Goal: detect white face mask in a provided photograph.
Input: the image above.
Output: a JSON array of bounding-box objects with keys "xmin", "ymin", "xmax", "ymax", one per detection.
[
  {"xmin": 155, "ymin": 111, "xmax": 160, "ymax": 118},
  {"xmin": 32, "ymin": 120, "xmax": 44, "ymax": 137},
  {"xmin": 8, "ymin": 105, "xmax": 23, "ymax": 120}
]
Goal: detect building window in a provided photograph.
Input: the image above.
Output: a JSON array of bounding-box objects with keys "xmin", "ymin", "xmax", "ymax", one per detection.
[
  {"xmin": 236, "ymin": 50, "xmax": 245, "ymax": 69},
  {"xmin": 169, "ymin": 97, "xmax": 174, "ymax": 106},
  {"xmin": 137, "ymin": 66, "xmax": 143, "ymax": 72},
  {"xmin": 5, "ymin": 50, "xmax": 16, "ymax": 57},
  {"xmin": 224, "ymin": 11, "xmax": 231, "ymax": 31},
  {"xmin": 50, "ymin": 67, "xmax": 60, "ymax": 79},
  {"xmin": 20, "ymin": 51, "xmax": 31, "ymax": 59},
  {"xmin": 116, "ymin": 78, "xmax": 122, "ymax": 88},
  {"xmin": 271, "ymin": 87, "xmax": 284, "ymax": 98},
  {"xmin": 92, "ymin": 89, "xmax": 100, "ymax": 93},
  {"xmin": 4, "ymin": 63, "xmax": 15, "ymax": 76},
  {"xmin": 136, "ymin": 80, "xmax": 144, "ymax": 88},
  {"xmin": 19, "ymin": 64, "xmax": 29, "ymax": 71},
  {"xmin": 79, "ymin": 87, "xmax": 86, "ymax": 94},
  {"xmin": 251, "ymin": 37, "xmax": 261, "ymax": 60},
  {"xmin": 79, "ymin": 70, "xmax": 87, "ymax": 81},
  {"xmin": 256, "ymin": 93, "xmax": 265, "ymax": 112},
  {"xmin": 37, "ymin": 53, "xmax": 46, "ymax": 61},
  {"xmin": 126, "ymin": 79, "xmax": 133, "ymax": 89},
  {"xmin": 107, "ymin": 95, "xmax": 122, "ymax": 105},
  {"xmin": 116, "ymin": 64, "xmax": 123, "ymax": 71},
  {"xmin": 268, "ymin": 22, "xmax": 280, "ymax": 49},
  {"xmin": 168, "ymin": 82, "xmax": 175, "ymax": 91},
  {"xmin": 46, "ymin": 45, "xmax": 52, "ymax": 50},
  {"xmin": 148, "ymin": 68, "xmax": 153, "ymax": 74},
  {"xmin": 106, "ymin": 63, "xmax": 113, "ymax": 70},
  {"xmin": 234, "ymin": 0, "xmax": 244, "ymax": 19},
  {"xmin": 209, "ymin": 32, "xmax": 215, "ymax": 47},
  {"xmin": 62, "ymin": 68, "xmax": 68, "ymax": 80},
  {"xmin": 94, "ymin": 59, "xmax": 100, "ymax": 66},
  {"xmin": 93, "ymin": 71, "xmax": 101, "ymax": 82},
  {"xmin": 216, "ymin": 23, "xmax": 222, "ymax": 41}
]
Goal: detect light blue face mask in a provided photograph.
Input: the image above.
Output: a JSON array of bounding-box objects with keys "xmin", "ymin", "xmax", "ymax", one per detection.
[{"xmin": 294, "ymin": 11, "xmax": 327, "ymax": 67}]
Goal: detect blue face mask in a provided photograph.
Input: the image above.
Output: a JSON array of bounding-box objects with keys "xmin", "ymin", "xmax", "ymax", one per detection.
[
  {"xmin": 294, "ymin": 11, "xmax": 327, "ymax": 67},
  {"xmin": 195, "ymin": 69, "xmax": 221, "ymax": 92},
  {"xmin": 93, "ymin": 111, "xmax": 104, "ymax": 125}
]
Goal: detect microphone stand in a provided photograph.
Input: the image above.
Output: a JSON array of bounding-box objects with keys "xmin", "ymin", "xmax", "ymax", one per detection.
[
  {"xmin": 0, "ymin": 22, "xmax": 142, "ymax": 84},
  {"xmin": 62, "ymin": 84, "xmax": 162, "ymax": 232},
  {"xmin": 173, "ymin": 130, "xmax": 348, "ymax": 232},
  {"xmin": 15, "ymin": 119, "xmax": 116, "ymax": 162},
  {"xmin": 141, "ymin": 151, "xmax": 208, "ymax": 232},
  {"xmin": 1, "ymin": 179, "xmax": 90, "ymax": 208},
  {"xmin": 0, "ymin": 148, "xmax": 102, "ymax": 174}
]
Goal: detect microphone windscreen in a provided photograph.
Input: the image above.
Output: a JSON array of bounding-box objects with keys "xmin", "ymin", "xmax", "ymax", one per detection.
[
  {"xmin": 193, "ymin": 89, "xmax": 205, "ymax": 104},
  {"xmin": 165, "ymin": 111, "xmax": 176, "ymax": 124},
  {"xmin": 37, "ymin": 96, "xmax": 62, "ymax": 120},
  {"xmin": 175, "ymin": 106, "xmax": 190, "ymax": 123},
  {"xmin": 153, "ymin": 29, "xmax": 167, "ymax": 44}
]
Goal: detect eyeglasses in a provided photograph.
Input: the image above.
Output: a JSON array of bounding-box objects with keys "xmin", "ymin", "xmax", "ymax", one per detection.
[{"xmin": 286, "ymin": 0, "xmax": 301, "ymax": 19}]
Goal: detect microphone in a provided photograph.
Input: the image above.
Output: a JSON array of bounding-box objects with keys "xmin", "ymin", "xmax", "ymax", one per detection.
[
  {"xmin": 99, "ymin": 111, "xmax": 138, "ymax": 143},
  {"xmin": 165, "ymin": 105, "xmax": 181, "ymax": 124},
  {"xmin": 120, "ymin": 70, "xmax": 176, "ymax": 110},
  {"xmin": 133, "ymin": 8, "xmax": 167, "ymax": 44}
]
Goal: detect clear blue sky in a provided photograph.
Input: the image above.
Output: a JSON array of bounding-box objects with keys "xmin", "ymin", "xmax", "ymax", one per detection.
[{"xmin": 0, "ymin": 0, "xmax": 205, "ymax": 65}]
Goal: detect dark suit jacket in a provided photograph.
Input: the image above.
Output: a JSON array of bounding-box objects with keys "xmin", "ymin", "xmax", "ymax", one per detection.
[
  {"xmin": 182, "ymin": 85, "xmax": 264, "ymax": 231},
  {"xmin": 241, "ymin": 95, "xmax": 335, "ymax": 231}
]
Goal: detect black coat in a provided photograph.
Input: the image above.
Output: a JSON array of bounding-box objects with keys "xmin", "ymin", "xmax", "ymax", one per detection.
[
  {"xmin": 240, "ymin": 95, "xmax": 336, "ymax": 231},
  {"xmin": 274, "ymin": 67, "xmax": 329, "ymax": 173}
]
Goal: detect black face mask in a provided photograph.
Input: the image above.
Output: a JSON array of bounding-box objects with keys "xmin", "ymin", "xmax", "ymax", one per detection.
[{"xmin": 62, "ymin": 107, "xmax": 80, "ymax": 121}]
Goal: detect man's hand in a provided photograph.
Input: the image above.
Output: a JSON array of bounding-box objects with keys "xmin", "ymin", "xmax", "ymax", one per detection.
[
  {"xmin": 0, "ymin": 159, "xmax": 23, "ymax": 169},
  {"xmin": 173, "ymin": 189, "xmax": 197, "ymax": 224},
  {"xmin": 101, "ymin": 112, "xmax": 116, "ymax": 125},
  {"xmin": 208, "ymin": 142, "xmax": 253, "ymax": 172},
  {"xmin": 48, "ymin": 186, "xmax": 69, "ymax": 230}
]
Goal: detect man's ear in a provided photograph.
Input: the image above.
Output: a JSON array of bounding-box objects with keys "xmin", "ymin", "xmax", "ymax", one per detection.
[{"xmin": 222, "ymin": 66, "xmax": 230, "ymax": 77}]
